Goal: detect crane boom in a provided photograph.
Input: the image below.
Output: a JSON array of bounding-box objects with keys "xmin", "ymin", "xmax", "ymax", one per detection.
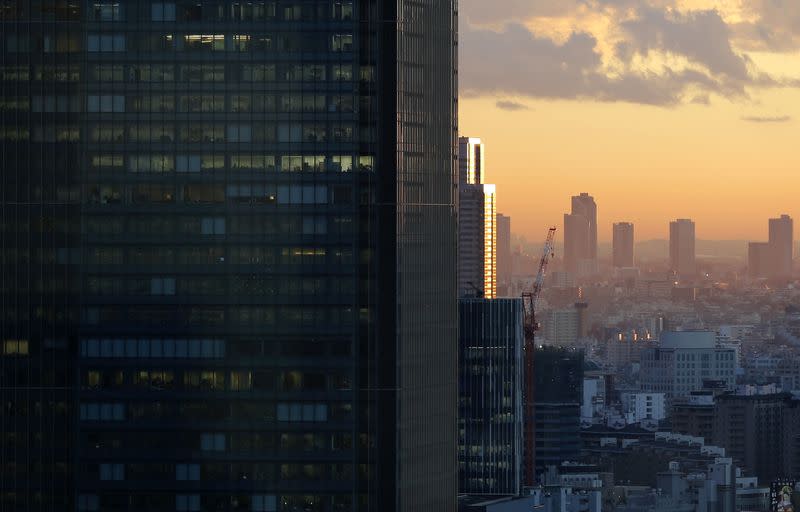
[{"xmin": 522, "ymin": 226, "xmax": 556, "ymax": 487}]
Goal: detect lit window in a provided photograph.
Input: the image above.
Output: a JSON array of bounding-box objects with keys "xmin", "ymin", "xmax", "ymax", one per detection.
[{"xmin": 3, "ymin": 339, "xmax": 29, "ymax": 356}]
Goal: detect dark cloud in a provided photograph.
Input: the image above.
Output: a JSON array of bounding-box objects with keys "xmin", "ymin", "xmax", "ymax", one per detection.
[
  {"xmin": 459, "ymin": 0, "xmax": 579, "ymax": 25},
  {"xmin": 458, "ymin": 1, "xmax": 800, "ymax": 106},
  {"xmin": 459, "ymin": 23, "xmax": 745, "ymax": 106},
  {"xmin": 740, "ymin": 115, "xmax": 792, "ymax": 123},
  {"xmin": 495, "ymin": 100, "xmax": 531, "ymax": 111},
  {"xmin": 734, "ymin": 1, "xmax": 800, "ymax": 52},
  {"xmin": 619, "ymin": 8, "xmax": 751, "ymax": 81}
]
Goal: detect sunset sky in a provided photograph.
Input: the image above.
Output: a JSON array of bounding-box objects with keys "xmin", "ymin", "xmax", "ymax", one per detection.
[{"xmin": 458, "ymin": 0, "xmax": 800, "ymax": 242}]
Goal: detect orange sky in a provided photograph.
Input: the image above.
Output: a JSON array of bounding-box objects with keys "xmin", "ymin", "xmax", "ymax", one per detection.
[{"xmin": 459, "ymin": 1, "xmax": 800, "ymax": 242}]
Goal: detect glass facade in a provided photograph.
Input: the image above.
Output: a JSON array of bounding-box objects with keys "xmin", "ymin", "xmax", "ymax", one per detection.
[
  {"xmin": 458, "ymin": 299, "xmax": 523, "ymax": 495},
  {"xmin": 533, "ymin": 347, "xmax": 584, "ymax": 477},
  {"xmin": 1, "ymin": 1, "xmax": 457, "ymax": 510}
]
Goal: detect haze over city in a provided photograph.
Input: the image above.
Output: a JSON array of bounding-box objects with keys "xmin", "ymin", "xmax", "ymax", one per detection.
[{"xmin": 459, "ymin": 0, "xmax": 800, "ymax": 241}]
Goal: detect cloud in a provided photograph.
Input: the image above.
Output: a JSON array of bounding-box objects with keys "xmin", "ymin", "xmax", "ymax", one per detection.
[
  {"xmin": 460, "ymin": 22, "xmax": 747, "ymax": 106},
  {"xmin": 495, "ymin": 100, "xmax": 531, "ymax": 111},
  {"xmin": 458, "ymin": 0, "xmax": 800, "ymax": 106},
  {"xmin": 740, "ymin": 115, "xmax": 792, "ymax": 123},
  {"xmin": 618, "ymin": 8, "xmax": 751, "ymax": 81}
]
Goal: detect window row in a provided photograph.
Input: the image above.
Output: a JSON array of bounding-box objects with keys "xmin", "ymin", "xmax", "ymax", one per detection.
[
  {"xmin": 88, "ymin": 0, "xmax": 354, "ymax": 22},
  {"xmin": 85, "ymin": 215, "xmax": 355, "ymax": 237},
  {"xmin": 81, "ymin": 430, "xmax": 354, "ymax": 455},
  {"xmin": 80, "ymin": 338, "xmax": 225, "ymax": 359},
  {"xmin": 5, "ymin": 93, "xmax": 360, "ymax": 114},
  {"xmin": 75, "ymin": 492, "xmax": 354, "ymax": 512},
  {"xmin": 81, "ymin": 369, "xmax": 351, "ymax": 393},
  {"xmin": 83, "ymin": 305, "xmax": 357, "ymax": 328},
  {"xmin": 81, "ymin": 399, "xmax": 352, "ymax": 422},
  {"xmin": 89, "ymin": 123, "xmax": 358, "ymax": 145},
  {"xmin": 86, "ymin": 245, "xmax": 353, "ymax": 266},
  {"xmin": 1, "ymin": 62, "xmax": 372, "ymax": 83},
  {"xmin": 90, "ymin": 154, "xmax": 370, "ymax": 173},
  {"xmin": 84, "ymin": 275, "xmax": 356, "ymax": 297},
  {"xmin": 81, "ymin": 33, "xmax": 353, "ymax": 53},
  {"xmin": 88, "ymin": 183, "xmax": 345, "ymax": 206}
]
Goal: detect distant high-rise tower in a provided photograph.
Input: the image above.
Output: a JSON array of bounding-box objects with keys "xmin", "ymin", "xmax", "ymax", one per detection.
[
  {"xmin": 670, "ymin": 219, "xmax": 696, "ymax": 277},
  {"xmin": 564, "ymin": 213, "xmax": 590, "ymax": 274},
  {"xmin": 564, "ymin": 193, "xmax": 598, "ymax": 276},
  {"xmin": 458, "ymin": 136, "xmax": 496, "ymax": 298},
  {"xmin": 459, "ymin": 136, "xmax": 485, "ymax": 185},
  {"xmin": 769, "ymin": 214, "xmax": 794, "ymax": 279},
  {"xmin": 613, "ymin": 222, "xmax": 635, "ymax": 268},
  {"xmin": 572, "ymin": 193, "xmax": 598, "ymax": 260},
  {"xmin": 497, "ymin": 214, "xmax": 512, "ymax": 293},
  {"xmin": 748, "ymin": 242, "xmax": 772, "ymax": 278}
]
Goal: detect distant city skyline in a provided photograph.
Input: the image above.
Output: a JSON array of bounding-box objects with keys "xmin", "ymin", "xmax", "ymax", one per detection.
[{"xmin": 458, "ymin": 0, "xmax": 800, "ymax": 242}]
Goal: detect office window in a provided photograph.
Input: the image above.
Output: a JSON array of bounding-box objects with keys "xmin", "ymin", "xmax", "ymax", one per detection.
[
  {"xmin": 99, "ymin": 463, "xmax": 125, "ymax": 481},
  {"xmin": 331, "ymin": 34, "xmax": 353, "ymax": 52},
  {"xmin": 152, "ymin": 2, "xmax": 176, "ymax": 21},
  {"xmin": 176, "ymin": 464, "xmax": 200, "ymax": 481},
  {"xmin": 251, "ymin": 495, "xmax": 277, "ymax": 512},
  {"xmin": 184, "ymin": 34, "xmax": 225, "ymax": 51},
  {"xmin": 78, "ymin": 495, "xmax": 100, "ymax": 512},
  {"xmin": 201, "ymin": 218, "xmax": 226, "ymax": 236},
  {"xmin": 176, "ymin": 495, "xmax": 201, "ymax": 512},
  {"xmin": 151, "ymin": 278, "xmax": 176, "ymax": 296},
  {"xmin": 87, "ymin": 95, "xmax": 125, "ymax": 113},
  {"xmin": 201, "ymin": 433, "xmax": 226, "ymax": 452},
  {"xmin": 92, "ymin": 2, "xmax": 122, "ymax": 21},
  {"xmin": 87, "ymin": 34, "xmax": 125, "ymax": 52},
  {"xmin": 227, "ymin": 124, "xmax": 252, "ymax": 143},
  {"xmin": 3, "ymin": 339, "xmax": 29, "ymax": 355}
]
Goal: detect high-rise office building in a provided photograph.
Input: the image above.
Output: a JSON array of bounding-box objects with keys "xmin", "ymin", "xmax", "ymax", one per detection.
[
  {"xmin": 1, "ymin": 2, "xmax": 459, "ymax": 511},
  {"xmin": 748, "ymin": 242, "xmax": 772, "ymax": 278},
  {"xmin": 563, "ymin": 213, "xmax": 590, "ymax": 274},
  {"xmin": 497, "ymin": 214, "xmax": 512, "ymax": 294},
  {"xmin": 458, "ymin": 136, "xmax": 485, "ymax": 185},
  {"xmin": 669, "ymin": 219, "xmax": 696, "ymax": 277},
  {"xmin": 571, "ymin": 193, "xmax": 597, "ymax": 261},
  {"xmin": 458, "ymin": 299, "xmax": 524, "ymax": 495},
  {"xmin": 532, "ymin": 347, "xmax": 584, "ymax": 479},
  {"xmin": 612, "ymin": 222, "xmax": 635, "ymax": 268},
  {"xmin": 563, "ymin": 193, "xmax": 597, "ymax": 276},
  {"xmin": 459, "ymin": 136, "xmax": 496, "ymax": 298},
  {"xmin": 769, "ymin": 214, "xmax": 794, "ymax": 279}
]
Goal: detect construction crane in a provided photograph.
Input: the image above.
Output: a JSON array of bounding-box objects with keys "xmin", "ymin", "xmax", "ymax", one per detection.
[{"xmin": 521, "ymin": 226, "xmax": 557, "ymax": 487}]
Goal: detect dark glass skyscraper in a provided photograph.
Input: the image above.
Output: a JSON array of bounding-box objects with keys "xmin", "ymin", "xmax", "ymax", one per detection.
[
  {"xmin": 458, "ymin": 299, "xmax": 523, "ymax": 495},
  {"xmin": 1, "ymin": 1, "xmax": 458, "ymax": 511},
  {"xmin": 533, "ymin": 346, "xmax": 583, "ymax": 477}
]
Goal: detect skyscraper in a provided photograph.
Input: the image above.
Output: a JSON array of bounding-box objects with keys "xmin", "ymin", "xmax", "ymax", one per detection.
[
  {"xmin": 748, "ymin": 242, "xmax": 771, "ymax": 278},
  {"xmin": 563, "ymin": 213, "xmax": 590, "ymax": 274},
  {"xmin": 497, "ymin": 213, "xmax": 512, "ymax": 294},
  {"xmin": 769, "ymin": 214, "xmax": 794, "ymax": 279},
  {"xmin": 458, "ymin": 136, "xmax": 485, "ymax": 185},
  {"xmin": 670, "ymin": 219, "xmax": 696, "ymax": 277},
  {"xmin": 459, "ymin": 136, "xmax": 496, "ymax": 298},
  {"xmin": 1, "ymin": 2, "xmax": 459, "ymax": 511},
  {"xmin": 612, "ymin": 222, "xmax": 635, "ymax": 268},
  {"xmin": 532, "ymin": 347, "xmax": 584, "ymax": 478},
  {"xmin": 563, "ymin": 193, "xmax": 597, "ymax": 276},
  {"xmin": 571, "ymin": 193, "xmax": 598, "ymax": 261},
  {"xmin": 459, "ymin": 299, "xmax": 524, "ymax": 495}
]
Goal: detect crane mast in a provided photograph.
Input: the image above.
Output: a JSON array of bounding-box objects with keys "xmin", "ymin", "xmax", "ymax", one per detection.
[{"xmin": 521, "ymin": 227, "xmax": 556, "ymax": 487}]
